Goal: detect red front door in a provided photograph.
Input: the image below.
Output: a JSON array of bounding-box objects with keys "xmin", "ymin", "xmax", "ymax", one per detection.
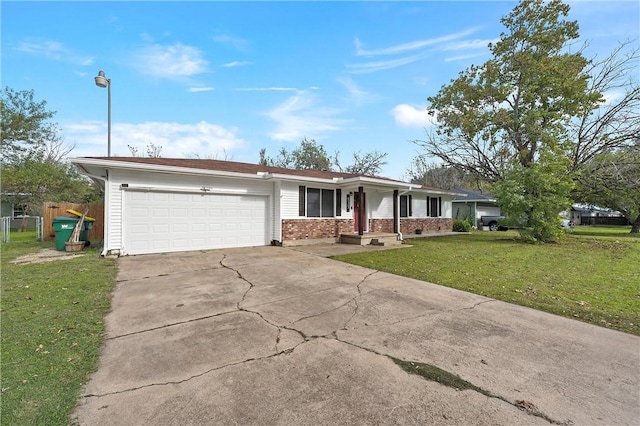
[{"xmin": 353, "ymin": 192, "xmax": 366, "ymax": 232}]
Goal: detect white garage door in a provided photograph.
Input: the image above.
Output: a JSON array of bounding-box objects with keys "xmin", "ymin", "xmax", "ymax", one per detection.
[{"xmin": 124, "ymin": 191, "xmax": 269, "ymax": 255}]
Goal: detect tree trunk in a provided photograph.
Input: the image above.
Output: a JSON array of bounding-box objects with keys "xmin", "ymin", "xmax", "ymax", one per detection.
[
  {"xmin": 19, "ymin": 215, "xmax": 28, "ymax": 232},
  {"xmin": 631, "ymin": 214, "xmax": 640, "ymax": 234}
]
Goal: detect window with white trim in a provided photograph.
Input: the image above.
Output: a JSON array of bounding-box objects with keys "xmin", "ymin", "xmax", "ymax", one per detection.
[{"xmin": 13, "ymin": 204, "xmax": 27, "ymax": 218}]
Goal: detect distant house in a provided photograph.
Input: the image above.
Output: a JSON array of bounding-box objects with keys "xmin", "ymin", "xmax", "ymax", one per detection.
[
  {"xmin": 570, "ymin": 205, "xmax": 628, "ymax": 226},
  {"xmin": 452, "ymin": 189, "xmax": 501, "ymax": 228},
  {"xmin": 0, "ymin": 196, "xmax": 38, "ymax": 231},
  {"xmin": 70, "ymin": 157, "xmax": 462, "ymax": 256}
]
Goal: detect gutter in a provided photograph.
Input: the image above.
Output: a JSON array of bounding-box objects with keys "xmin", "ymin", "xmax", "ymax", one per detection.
[{"xmin": 73, "ymin": 164, "xmax": 109, "ymax": 257}]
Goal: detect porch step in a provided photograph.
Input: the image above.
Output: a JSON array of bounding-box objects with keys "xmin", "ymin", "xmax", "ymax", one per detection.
[{"xmin": 340, "ymin": 233, "xmax": 402, "ymax": 247}]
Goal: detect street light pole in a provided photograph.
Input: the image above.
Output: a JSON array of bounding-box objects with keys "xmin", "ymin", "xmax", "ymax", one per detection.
[{"xmin": 94, "ymin": 70, "xmax": 111, "ymax": 156}]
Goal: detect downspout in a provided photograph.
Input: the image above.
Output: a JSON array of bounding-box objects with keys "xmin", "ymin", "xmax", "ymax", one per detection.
[
  {"xmin": 82, "ymin": 171, "xmax": 109, "ymax": 257},
  {"xmin": 396, "ymin": 188, "xmax": 413, "ymax": 241},
  {"xmin": 358, "ymin": 186, "xmax": 364, "ymax": 236},
  {"xmin": 393, "ymin": 189, "xmax": 399, "ymax": 233}
]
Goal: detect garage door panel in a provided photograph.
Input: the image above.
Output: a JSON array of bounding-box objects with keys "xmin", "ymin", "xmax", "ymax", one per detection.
[{"xmin": 124, "ymin": 191, "xmax": 268, "ymax": 255}]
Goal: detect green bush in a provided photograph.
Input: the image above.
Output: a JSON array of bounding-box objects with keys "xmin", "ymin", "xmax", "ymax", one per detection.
[{"xmin": 453, "ymin": 219, "xmax": 472, "ymax": 232}]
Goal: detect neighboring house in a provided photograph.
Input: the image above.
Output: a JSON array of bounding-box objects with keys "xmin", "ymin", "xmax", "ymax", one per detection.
[
  {"xmin": 1, "ymin": 199, "xmax": 27, "ymax": 218},
  {"xmin": 70, "ymin": 157, "xmax": 461, "ymax": 256},
  {"xmin": 1, "ymin": 197, "xmax": 38, "ymax": 231},
  {"xmin": 570, "ymin": 204, "xmax": 628, "ymax": 226},
  {"xmin": 452, "ymin": 189, "xmax": 501, "ymax": 228}
]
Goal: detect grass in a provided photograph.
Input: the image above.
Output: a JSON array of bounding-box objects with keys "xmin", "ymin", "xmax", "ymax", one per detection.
[
  {"xmin": 391, "ymin": 357, "xmax": 489, "ymax": 396},
  {"xmin": 1, "ymin": 232, "xmax": 117, "ymax": 425},
  {"xmin": 333, "ymin": 226, "xmax": 640, "ymax": 336}
]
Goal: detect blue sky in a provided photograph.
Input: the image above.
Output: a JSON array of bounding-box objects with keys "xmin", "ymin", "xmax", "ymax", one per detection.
[{"xmin": 2, "ymin": 1, "xmax": 638, "ymax": 180}]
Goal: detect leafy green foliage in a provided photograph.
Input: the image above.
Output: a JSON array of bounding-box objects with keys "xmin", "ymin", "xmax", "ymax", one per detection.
[
  {"xmin": 260, "ymin": 137, "xmax": 333, "ymax": 170},
  {"xmin": 452, "ymin": 219, "xmax": 472, "ymax": 232},
  {"xmin": 415, "ymin": 0, "xmax": 602, "ymax": 242},
  {"xmin": 575, "ymin": 144, "xmax": 640, "ymax": 233},
  {"xmin": 260, "ymin": 137, "xmax": 388, "ymax": 176},
  {"xmin": 492, "ymin": 149, "xmax": 574, "ymax": 242},
  {"xmin": 0, "ymin": 87, "xmax": 102, "ymax": 215},
  {"xmin": 0, "ymin": 87, "xmax": 60, "ymax": 165},
  {"xmin": 1, "ymin": 157, "xmax": 102, "ymax": 217}
]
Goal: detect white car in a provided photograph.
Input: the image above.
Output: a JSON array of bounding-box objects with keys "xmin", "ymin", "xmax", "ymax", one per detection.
[{"xmin": 561, "ymin": 219, "xmax": 575, "ymax": 230}]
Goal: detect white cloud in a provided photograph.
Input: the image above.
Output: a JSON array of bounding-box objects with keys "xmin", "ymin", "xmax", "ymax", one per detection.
[
  {"xmin": 267, "ymin": 92, "xmax": 346, "ymax": 142},
  {"xmin": 346, "ymin": 50, "xmax": 432, "ymax": 74},
  {"xmin": 444, "ymin": 52, "xmax": 487, "ymax": 63},
  {"xmin": 63, "ymin": 120, "xmax": 246, "ymax": 158},
  {"xmin": 136, "ymin": 43, "xmax": 208, "ymax": 78},
  {"xmin": 336, "ymin": 76, "xmax": 376, "ymax": 104},
  {"xmin": 212, "ymin": 34, "xmax": 250, "ymax": 51},
  {"xmin": 14, "ymin": 38, "xmax": 94, "ymax": 65},
  {"xmin": 349, "ymin": 28, "xmax": 492, "ymax": 73},
  {"xmin": 443, "ymin": 38, "xmax": 498, "ymax": 51},
  {"xmin": 188, "ymin": 87, "xmax": 214, "ymax": 93},
  {"xmin": 223, "ymin": 61, "xmax": 251, "ymax": 68},
  {"xmin": 355, "ymin": 28, "xmax": 479, "ymax": 57},
  {"xmin": 391, "ymin": 104, "xmax": 436, "ymax": 128},
  {"xmin": 601, "ymin": 90, "xmax": 624, "ymax": 105},
  {"xmin": 235, "ymin": 87, "xmax": 298, "ymax": 92}
]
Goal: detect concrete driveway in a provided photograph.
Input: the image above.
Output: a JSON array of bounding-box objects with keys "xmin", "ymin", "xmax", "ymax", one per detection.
[{"xmin": 73, "ymin": 246, "xmax": 639, "ymax": 425}]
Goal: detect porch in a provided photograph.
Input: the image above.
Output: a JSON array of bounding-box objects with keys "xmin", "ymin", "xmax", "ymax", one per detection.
[{"xmin": 339, "ymin": 232, "xmax": 402, "ymax": 247}]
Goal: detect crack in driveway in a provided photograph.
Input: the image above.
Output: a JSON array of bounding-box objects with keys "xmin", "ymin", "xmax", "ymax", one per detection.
[
  {"xmin": 86, "ymin": 250, "xmax": 579, "ymax": 425},
  {"xmin": 82, "ymin": 340, "xmax": 309, "ymax": 399}
]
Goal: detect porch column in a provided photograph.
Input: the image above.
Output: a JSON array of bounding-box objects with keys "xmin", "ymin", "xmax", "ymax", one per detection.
[
  {"xmin": 393, "ymin": 189, "xmax": 399, "ymax": 233},
  {"xmin": 358, "ymin": 186, "xmax": 364, "ymax": 236}
]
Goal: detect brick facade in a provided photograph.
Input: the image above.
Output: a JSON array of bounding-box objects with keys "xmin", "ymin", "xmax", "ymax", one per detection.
[
  {"xmin": 369, "ymin": 219, "xmax": 395, "ymax": 233},
  {"xmin": 282, "ymin": 219, "xmax": 354, "ymax": 241},
  {"xmin": 281, "ymin": 217, "xmax": 452, "ymax": 242},
  {"xmin": 399, "ymin": 218, "xmax": 453, "ymax": 234}
]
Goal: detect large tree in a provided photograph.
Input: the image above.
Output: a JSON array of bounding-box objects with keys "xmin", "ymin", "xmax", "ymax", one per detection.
[
  {"xmin": 260, "ymin": 138, "xmax": 333, "ymax": 171},
  {"xmin": 575, "ymin": 143, "xmax": 640, "ymax": 233},
  {"xmin": 415, "ymin": 0, "xmax": 602, "ymax": 242},
  {"xmin": 2, "ymin": 154, "xmax": 101, "ymax": 219},
  {"xmin": 0, "ymin": 88, "xmax": 99, "ymax": 225},
  {"xmin": 405, "ymin": 158, "xmax": 485, "ymax": 190},
  {"xmin": 0, "ymin": 87, "xmax": 63, "ymax": 165},
  {"xmin": 570, "ymin": 41, "xmax": 640, "ymax": 172},
  {"xmin": 335, "ymin": 150, "xmax": 388, "ymax": 176},
  {"xmin": 260, "ymin": 137, "xmax": 388, "ymax": 176}
]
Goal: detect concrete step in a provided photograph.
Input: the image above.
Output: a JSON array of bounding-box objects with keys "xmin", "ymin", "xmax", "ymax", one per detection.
[{"xmin": 340, "ymin": 233, "xmax": 402, "ymax": 246}]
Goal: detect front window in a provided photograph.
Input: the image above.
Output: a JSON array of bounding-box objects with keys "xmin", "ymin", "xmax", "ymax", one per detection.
[
  {"xmin": 400, "ymin": 195, "xmax": 412, "ymax": 218},
  {"xmin": 13, "ymin": 204, "xmax": 27, "ymax": 218},
  {"xmin": 427, "ymin": 196, "xmax": 442, "ymax": 217},
  {"xmin": 301, "ymin": 186, "xmax": 334, "ymax": 218}
]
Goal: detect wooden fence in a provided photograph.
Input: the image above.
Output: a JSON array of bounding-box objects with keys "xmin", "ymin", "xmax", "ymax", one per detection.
[
  {"xmin": 580, "ymin": 216, "xmax": 630, "ymax": 226},
  {"xmin": 43, "ymin": 202, "xmax": 104, "ymax": 242}
]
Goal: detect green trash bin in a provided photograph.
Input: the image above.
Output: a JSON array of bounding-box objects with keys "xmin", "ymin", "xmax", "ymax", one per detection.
[{"xmin": 53, "ymin": 217, "xmax": 91, "ymax": 251}]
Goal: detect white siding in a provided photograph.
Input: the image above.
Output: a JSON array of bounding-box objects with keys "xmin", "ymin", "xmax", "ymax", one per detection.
[
  {"xmin": 106, "ymin": 180, "xmax": 122, "ymax": 255},
  {"xmin": 477, "ymin": 205, "xmax": 501, "ymax": 218},
  {"xmin": 280, "ymin": 181, "xmax": 302, "ymax": 219},
  {"xmin": 441, "ymin": 196, "xmax": 454, "ymax": 218},
  {"xmin": 106, "ymin": 169, "xmax": 274, "ymax": 254},
  {"xmin": 272, "ymin": 181, "xmax": 282, "ymax": 242},
  {"xmin": 412, "ymin": 196, "xmax": 427, "ymax": 218},
  {"xmin": 368, "ymin": 191, "xmax": 392, "ymax": 219}
]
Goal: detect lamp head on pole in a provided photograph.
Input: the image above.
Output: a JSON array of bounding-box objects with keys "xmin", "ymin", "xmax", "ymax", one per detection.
[{"xmin": 95, "ymin": 70, "xmax": 109, "ymax": 88}]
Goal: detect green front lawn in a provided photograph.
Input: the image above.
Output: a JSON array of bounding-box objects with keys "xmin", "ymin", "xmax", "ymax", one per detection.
[
  {"xmin": 334, "ymin": 228, "xmax": 640, "ymax": 336},
  {"xmin": 1, "ymin": 233, "xmax": 117, "ymax": 425}
]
